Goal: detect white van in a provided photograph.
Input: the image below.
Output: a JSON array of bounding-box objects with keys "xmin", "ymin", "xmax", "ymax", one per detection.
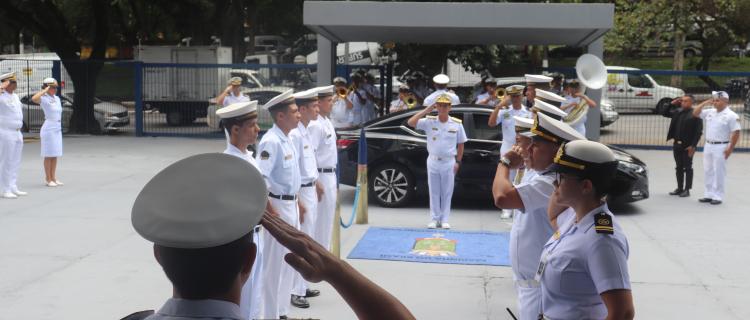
[
  {"xmin": 604, "ymin": 66, "xmax": 684, "ymax": 113},
  {"xmin": 0, "ymin": 52, "xmax": 74, "ymax": 94}
]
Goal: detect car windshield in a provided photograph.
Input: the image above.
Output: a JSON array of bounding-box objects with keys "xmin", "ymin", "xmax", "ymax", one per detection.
[{"xmin": 253, "ymin": 73, "xmax": 271, "ymax": 87}]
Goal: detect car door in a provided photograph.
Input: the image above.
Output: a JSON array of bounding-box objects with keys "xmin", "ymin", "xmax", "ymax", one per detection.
[
  {"xmin": 456, "ymin": 110, "xmax": 501, "ymax": 194},
  {"xmin": 625, "ymin": 73, "xmax": 656, "ymax": 111}
]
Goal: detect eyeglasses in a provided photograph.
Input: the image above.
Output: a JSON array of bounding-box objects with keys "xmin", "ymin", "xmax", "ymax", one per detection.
[{"xmin": 554, "ymin": 173, "xmax": 583, "ymax": 186}]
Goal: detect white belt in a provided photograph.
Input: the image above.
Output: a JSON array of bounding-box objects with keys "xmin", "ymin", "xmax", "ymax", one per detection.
[
  {"xmin": 429, "ymin": 155, "xmax": 455, "ymax": 162},
  {"xmin": 515, "ymin": 279, "xmax": 540, "ymax": 288}
]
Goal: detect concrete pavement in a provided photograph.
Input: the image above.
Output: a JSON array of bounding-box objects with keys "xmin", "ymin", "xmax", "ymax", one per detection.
[{"xmin": 0, "ymin": 136, "xmax": 748, "ymax": 319}]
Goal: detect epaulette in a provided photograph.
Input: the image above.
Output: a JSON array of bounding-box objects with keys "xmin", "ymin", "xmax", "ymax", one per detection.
[
  {"xmin": 450, "ymin": 116, "xmax": 462, "ymax": 124},
  {"xmin": 426, "ymin": 115, "xmax": 438, "ymax": 119},
  {"xmin": 594, "ymin": 212, "xmax": 614, "ymax": 235}
]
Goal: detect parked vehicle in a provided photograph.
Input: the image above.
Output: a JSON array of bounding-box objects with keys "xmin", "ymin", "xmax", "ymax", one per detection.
[
  {"xmin": 206, "ymin": 86, "xmax": 291, "ymax": 131},
  {"xmin": 604, "ymin": 66, "xmax": 685, "ymax": 114},
  {"xmin": 337, "ymin": 105, "xmax": 648, "ymax": 208},
  {"xmin": 0, "ymin": 53, "xmax": 75, "ymax": 95},
  {"xmin": 17, "ymin": 92, "xmax": 129, "ymax": 133}
]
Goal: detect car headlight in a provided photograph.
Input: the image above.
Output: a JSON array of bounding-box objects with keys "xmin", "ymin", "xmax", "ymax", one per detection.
[
  {"xmin": 601, "ymin": 103, "xmax": 614, "ymax": 111},
  {"xmin": 618, "ymin": 161, "xmax": 646, "ymax": 174}
]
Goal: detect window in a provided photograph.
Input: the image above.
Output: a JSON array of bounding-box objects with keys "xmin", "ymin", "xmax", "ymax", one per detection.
[
  {"xmin": 627, "ymin": 74, "xmax": 653, "ymax": 88},
  {"xmin": 471, "ymin": 114, "xmax": 502, "ymax": 141}
]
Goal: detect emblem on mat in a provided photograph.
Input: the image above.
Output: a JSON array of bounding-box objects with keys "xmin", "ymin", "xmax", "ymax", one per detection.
[{"xmin": 410, "ymin": 233, "xmax": 457, "ymax": 257}]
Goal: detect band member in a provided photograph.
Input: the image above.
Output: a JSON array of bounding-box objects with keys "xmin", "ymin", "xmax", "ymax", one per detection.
[
  {"xmin": 475, "ymin": 80, "xmax": 500, "ymax": 106},
  {"xmin": 666, "ymin": 95, "xmax": 702, "ymax": 197},
  {"xmin": 488, "ymin": 85, "xmax": 530, "ymax": 157},
  {"xmin": 390, "ymin": 85, "xmax": 417, "ymax": 113},
  {"xmin": 692, "ymin": 91, "xmax": 741, "ymax": 205},
  {"xmin": 492, "ymin": 113, "xmax": 585, "ymax": 320},
  {"xmin": 331, "ymin": 77, "xmax": 353, "ymax": 128},
  {"xmin": 559, "ymin": 80, "xmax": 597, "ymax": 136},
  {"xmin": 542, "ymin": 140, "xmax": 634, "ymax": 320},
  {"xmin": 423, "ymin": 74, "xmax": 460, "ymax": 107},
  {"xmin": 407, "ymin": 94, "xmax": 467, "ymax": 229},
  {"xmin": 522, "ymin": 74, "xmax": 552, "ymax": 109}
]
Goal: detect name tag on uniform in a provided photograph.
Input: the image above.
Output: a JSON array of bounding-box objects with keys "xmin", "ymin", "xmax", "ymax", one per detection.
[
  {"xmin": 284, "ymin": 154, "xmax": 293, "ymax": 160},
  {"xmin": 304, "ymin": 145, "xmax": 309, "ymax": 149},
  {"xmin": 503, "ymin": 113, "xmax": 510, "ymax": 119},
  {"xmin": 534, "ymin": 252, "xmax": 549, "ymax": 282},
  {"xmin": 432, "ymin": 127, "xmax": 438, "ymax": 131},
  {"xmin": 326, "ymin": 133, "xmax": 332, "ymax": 138},
  {"xmin": 448, "ymin": 129, "xmax": 457, "ymax": 133}
]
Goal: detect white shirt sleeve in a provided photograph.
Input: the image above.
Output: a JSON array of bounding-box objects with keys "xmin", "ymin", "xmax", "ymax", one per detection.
[
  {"xmin": 456, "ymin": 124, "xmax": 468, "ymax": 144},
  {"xmin": 495, "ymin": 110, "xmax": 505, "ymax": 125},
  {"xmin": 256, "ymin": 139, "xmax": 278, "ymax": 186},
  {"xmin": 587, "ymin": 236, "xmax": 631, "ymax": 294},
  {"xmin": 730, "ymin": 112, "xmax": 742, "ymax": 132},
  {"xmin": 516, "ymin": 175, "xmax": 555, "ymax": 213},
  {"xmin": 699, "ymin": 108, "xmax": 711, "ymax": 120},
  {"xmin": 416, "ymin": 118, "xmax": 429, "ymax": 131}
]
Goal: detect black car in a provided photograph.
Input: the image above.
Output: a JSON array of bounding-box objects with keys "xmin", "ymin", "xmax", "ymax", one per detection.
[{"xmin": 337, "ymin": 104, "xmax": 649, "ymax": 208}]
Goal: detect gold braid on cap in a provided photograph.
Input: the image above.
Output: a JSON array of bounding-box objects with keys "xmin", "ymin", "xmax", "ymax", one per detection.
[
  {"xmin": 530, "ymin": 116, "xmax": 559, "ymax": 143},
  {"xmin": 553, "ymin": 143, "xmax": 586, "ymax": 170}
]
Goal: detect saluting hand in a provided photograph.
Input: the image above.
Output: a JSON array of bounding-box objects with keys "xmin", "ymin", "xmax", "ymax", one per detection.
[
  {"xmin": 502, "ymin": 145, "xmax": 525, "ymax": 169},
  {"xmin": 224, "ymin": 85, "xmax": 233, "ymax": 95}
]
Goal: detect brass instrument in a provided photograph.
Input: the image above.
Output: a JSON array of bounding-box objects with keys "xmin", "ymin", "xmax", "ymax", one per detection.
[
  {"xmin": 405, "ymin": 95, "xmax": 417, "ymax": 108},
  {"xmin": 336, "ymin": 87, "xmax": 348, "ymax": 98},
  {"xmin": 564, "ymin": 54, "xmax": 607, "ymax": 126},
  {"xmin": 494, "ymin": 87, "xmax": 506, "ymax": 99},
  {"xmin": 563, "ymin": 100, "xmax": 589, "ymax": 127}
]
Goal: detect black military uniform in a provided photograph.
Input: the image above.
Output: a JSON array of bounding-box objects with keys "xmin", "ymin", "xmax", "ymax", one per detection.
[{"xmin": 666, "ymin": 106, "xmax": 703, "ymax": 196}]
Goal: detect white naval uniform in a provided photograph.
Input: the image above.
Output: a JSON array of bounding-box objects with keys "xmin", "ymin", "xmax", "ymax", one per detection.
[
  {"xmin": 363, "ymin": 83, "xmax": 380, "ymax": 121},
  {"xmin": 223, "ymin": 91, "xmax": 250, "ymax": 107},
  {"xmin": 145, "ymin": 298, "xmax": 245, "ymax": 320},
  {"xmin": 495, "ymin": 106, "xmax": 531, "ymax": 156},
  {"xmin": 40, "ymin": 94, "xmax": 63, "ymax": 157},
  {"xmin": 475, "ymin": 92, "xmax": 499, "ymax": 107},
  {"xmin": 563, "ymin": 96, "xmax": 585, "ymax": 136},
  {"xmin": 331, "ymin": 96, "xmax": 352, "ymax": 128},
  {"xmin": 389, "ymin": 99, "xmax": 408, "ymax": 113},
  {"xmin": 308, "ymin": 114, "xmax": 338, "ymax": 250},
  {"xmin": 0, "ymin": 91, "xmax": 24, "ymax": 194},
  {"xmin": 256, "ymin": 124, "xmax": 301, "ymax": 319},
  {"xmin": 539, "ymin": 203, "xmax": 630, "ymax": 320},
  {"xmin": 349, "ymin": 89, "xmax": 369, "ymax": 125},
  {"xmin": 699, "ymin": 107, "xmax": 741, "ymax": 201},
  {"xmin": 416, "ymin": 116, "xmax": 467, "ymax": 224},
  {"xmin": 423, "ymin": 89, "xmax": 460, "ymax": 107},
  {"xmin": 511, "ymin": 169, "xmax": 556, "ymax": 320},
  {"xmin": 223, "ymin": 144, "xmax": 263, "ymax": 320},
  {"xmin": 289, "ymin": 121, "xmax": 319, "ymax": 299}
]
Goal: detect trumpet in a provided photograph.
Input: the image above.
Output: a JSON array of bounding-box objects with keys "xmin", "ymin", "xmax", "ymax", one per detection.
[
  {"xmin": 336, "ymin": 87, "xmax": 348, "ymax": 98},
  {"xmin": 494, "ymin": 87, "xmax": 506, "ymax": 99},
  {"xmin": 405, "ymin": 95, "xmax": 417, "ymax": 108}
]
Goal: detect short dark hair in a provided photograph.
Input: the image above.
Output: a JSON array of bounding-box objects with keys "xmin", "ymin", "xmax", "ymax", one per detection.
[
  {"xmin": 157, "ymin": 232, "xmax": 254, "ymax": 299},
  {"xmin": 221, "ymin": 115, "xmax": 257, "ymax": 134},
  {"xmin": 685, "ymin": 94, "xmax": 696, "ymax": 102},
  {"xmin": 269, "ymin": 102, "xmax": 292, "ymax": 122},
  {"xmin": 435, "ymin": 83, "xmax": 447, "ymax": 90}
]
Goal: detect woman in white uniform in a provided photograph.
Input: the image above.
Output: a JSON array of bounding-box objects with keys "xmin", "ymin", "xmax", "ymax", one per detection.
[
  {"xmin": 540, "ymin": 140, "xmax": 634, "ymax": 320},
  {"xmin": 32, "ymin": 78, "xmax": 64, "ymax": 187},
  {"xmin": 0, "ymin": 72, "xmax": 27, "ymax": 199}
]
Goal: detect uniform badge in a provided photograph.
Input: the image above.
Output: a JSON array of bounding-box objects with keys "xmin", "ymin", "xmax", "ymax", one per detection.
[
  {"xmin": 432, "ymin": 127, "xmax": 438, "ymax": 131},
  {"xmin": 432, "ymin": 137, "xmax": 437, "ymax": 141},
  {"xmin": 448, "ymin": 129, "xmax": 457, "ymax": 133},
  {"xmin": 594, "ymin": 212, "xmax": 614, "ymax": 234},
  {"xmin": 260, "ymin": 150, "xmax": 270, "ymax": 160},
  {"xmin": 503, "ymin": 113, "xmax": 510, "ymax": 119},
  {"xmin": 284, "ymin": 154, "xmax": 293, "ymax": 160}
]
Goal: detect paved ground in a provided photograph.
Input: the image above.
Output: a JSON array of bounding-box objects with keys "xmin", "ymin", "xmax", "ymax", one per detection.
[{"xmin": 1, "ymin": 136, "xmax": 748, "ymax": 320}]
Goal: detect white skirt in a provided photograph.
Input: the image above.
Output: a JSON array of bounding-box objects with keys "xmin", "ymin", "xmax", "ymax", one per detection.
[{"xmin": 40, "ymin": 120, "xmax": 63, "ymax": 157}]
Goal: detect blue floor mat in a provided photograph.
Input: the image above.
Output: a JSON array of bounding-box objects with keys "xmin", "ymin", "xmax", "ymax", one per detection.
[{"xmin": 347, "ymin": 227, "xmax": 510, "ymax": 266}]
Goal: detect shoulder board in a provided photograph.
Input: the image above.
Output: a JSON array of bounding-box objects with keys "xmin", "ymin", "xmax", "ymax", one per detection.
[
  {"xmin": 594, "ymin": 212, "xmax": 614, "ymax": 235},
  {"xmin": 450, "ymin": 116, "xmax": 462, "ymax": 123},
  {"xmin": 426, "ymin": 115, "xmax": 438, "ymax": 119}
]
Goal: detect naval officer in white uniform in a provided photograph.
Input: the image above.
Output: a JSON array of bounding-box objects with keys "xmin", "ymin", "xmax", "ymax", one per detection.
[
  {"xmin": 422, "ymin": 74, "xmax": 460, "ymax": 108},
  {"xmin": 407, "ymin": 94, "xmax": 467, "ymax": 229},
  {"xmin": 0, "ymin": 72, "xmax": 27, "ymax": 199},
  {"xmin": 256, "ymin": 89, "xmax": 302, "ymax": 319},
  {"xmin": 32, "ymin": 77, "xmax": 65, "ymax": 187},
  {"xmin": 693, "ymin": 91, "xmax": 741, "ymax": 205},
  {"xmin": 540, "ymin": 140, "xmax": 634, "ymax": 320},
  {"xmin": 492, "ymin": 112, "xmax": 585, "ymax": 320},
  {"xmin": 308, "ymin": 85, "xmax": 339, "ymax": 251}
]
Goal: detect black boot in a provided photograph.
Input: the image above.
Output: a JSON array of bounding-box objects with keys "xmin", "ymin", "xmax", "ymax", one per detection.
[
  {"xmin": 679, "ymin": 189, "xmax": 690, "ymax": 197},
  {"xmin": 671, "ymin": 168, "xmax": 684, "ymax": 195}
]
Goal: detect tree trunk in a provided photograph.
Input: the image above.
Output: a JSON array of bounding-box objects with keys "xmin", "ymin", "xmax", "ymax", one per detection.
[
  {"xmin": 671, "ymin": 28, "xmax": 685, "ymax": 87},
  {"xmin": 65, "ymin": 60, "xmax": 103, "ymax": 134},
  {"xmin": 695, "ymin": 55, "xmax": 720, "ymax": 90}
]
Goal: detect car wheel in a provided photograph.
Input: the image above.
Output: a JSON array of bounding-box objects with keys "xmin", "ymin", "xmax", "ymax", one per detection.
[
  {"xmin": 166, "ymin": 111, "xmax": 182, "ymax": 126},
  {"xmin": 369, "ymin": 163, "xmax": 415, "ymax": 208}
]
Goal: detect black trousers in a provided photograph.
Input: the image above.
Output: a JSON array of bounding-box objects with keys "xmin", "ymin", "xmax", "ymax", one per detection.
[{"xmin": 673, "ymin": 144, "xmax": 694, "ymax": 190}]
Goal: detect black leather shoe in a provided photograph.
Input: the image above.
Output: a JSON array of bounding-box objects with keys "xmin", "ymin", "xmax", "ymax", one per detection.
[
  {"xmin": 291, "ymin": 294, "xmax": 310, "ymax": 308},
  {"xmin": 669, "ymin": 189, "xmax": 683, "ymax": 196},
  {"xmin": 710, "ymin": 200, "xmax": 722, "ymax": 205},
  {"xmin": 698, "ymin": 198, "xmax": 713, "ymax": 203},
  {"xmin": 679, "ymin": 190, "xmax": 690, "ymax": 197},
  {"xmin": 305, "ymin": 288, "xmax": 320, "ymax": 298},
  {"xmin": 279, "ymin": 315, "xmax": 288, "ymax": 320}
]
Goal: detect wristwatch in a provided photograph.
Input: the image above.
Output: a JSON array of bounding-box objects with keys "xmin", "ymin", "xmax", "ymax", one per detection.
[{"xmin": 499, "ymin": 157, "xmax": 511, "ymax": 168}]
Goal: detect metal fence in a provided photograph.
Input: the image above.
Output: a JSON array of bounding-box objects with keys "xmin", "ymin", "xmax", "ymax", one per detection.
[{"xmin": 547, "ymin": 67, "xmax": 750, "ymax": 151}]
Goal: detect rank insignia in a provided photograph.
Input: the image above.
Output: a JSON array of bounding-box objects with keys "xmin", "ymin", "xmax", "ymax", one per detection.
[
  {"xmin": 594, "ymin": 212, "xmax": 614, "ymax": 234},
  {"xmin": 260, "ymin": 150, "xmax": 270, "ymax": 160}
]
